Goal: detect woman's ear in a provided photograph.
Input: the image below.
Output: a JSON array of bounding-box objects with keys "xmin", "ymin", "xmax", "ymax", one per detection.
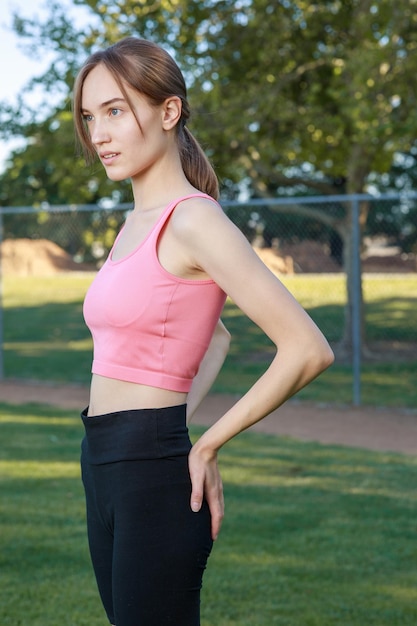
[{"xmin": 162, "ymin": 96, "xmax": 182, "ymax": 130}]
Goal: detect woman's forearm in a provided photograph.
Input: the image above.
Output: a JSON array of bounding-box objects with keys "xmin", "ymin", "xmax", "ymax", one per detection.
[
  {"xmin": 192, "ymin": 331, "xmax": 334, "ymax": 453},
  {"xmin": 186, "ymin": 319, "xmax": 231, "ymax": 422}
]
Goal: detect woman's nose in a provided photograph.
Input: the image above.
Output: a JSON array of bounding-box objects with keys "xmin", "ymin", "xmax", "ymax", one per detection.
[{"xmin": 91, "ymin": 119, "xmax": 110, "ymax": 145}]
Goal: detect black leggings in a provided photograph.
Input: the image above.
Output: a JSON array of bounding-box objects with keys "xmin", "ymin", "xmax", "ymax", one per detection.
[{"xmin": 80, "ymin": 405, "xmax": 213, "ymax": 626}]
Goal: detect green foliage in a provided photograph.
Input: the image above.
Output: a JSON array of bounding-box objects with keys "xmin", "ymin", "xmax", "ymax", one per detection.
[
  {"xmin": 2, "ymin": 0, "xmax": 417, "ymax": 346},
  {"xmin": 2, "ymin": 0, "xmax": 417, "ymax": 198},
  {"xmin": 186, "ymin": 0, "xmax": 417, "ymax": 194},
  {"xmin": 1, "ymin": 405, "xmax": 417, "ymax": 625},
  {"xmin": 369, "ymin": 150, "xmax": 417, "ymax": 252},
  {"xmin": 0, "ymin": 107, "xmax": 132, "ymax": 207}
]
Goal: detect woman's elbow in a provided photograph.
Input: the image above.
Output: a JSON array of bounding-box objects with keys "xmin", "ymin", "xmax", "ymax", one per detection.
[
  {"xmin": 321, "ymin": 342, "xmax": 335, "ymax": 371},
  {"xmin": 310, "ymin": 337, "xmax": 335, "ymax": 376}
]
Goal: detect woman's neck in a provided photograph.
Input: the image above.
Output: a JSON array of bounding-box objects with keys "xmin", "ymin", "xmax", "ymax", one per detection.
[{"xmin": 130, "ymin": 162, "xmax": 198, "ymax": 213}]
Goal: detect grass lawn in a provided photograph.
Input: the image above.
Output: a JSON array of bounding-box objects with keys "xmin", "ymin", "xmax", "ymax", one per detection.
[
  {"xmin": 1, "ymin": 402, "xmax": 417, "ymax": 625},
  {"xmin": 213, "ymin": 274, "xmax": 417, "ymax": 407},
  {"xmin": 2, "ymin": 273, "xmax": 417, "ymax": 407}
]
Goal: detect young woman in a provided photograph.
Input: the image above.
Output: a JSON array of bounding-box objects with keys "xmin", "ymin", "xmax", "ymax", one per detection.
[{"xmin": 73, "ymin": 37, "xmax": 334, "ymax": 626}]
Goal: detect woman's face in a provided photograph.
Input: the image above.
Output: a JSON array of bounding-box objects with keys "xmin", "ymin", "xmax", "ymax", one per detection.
[{"xmin": 80, "ymin": 63, "xmax": 170, "ymax": 182}]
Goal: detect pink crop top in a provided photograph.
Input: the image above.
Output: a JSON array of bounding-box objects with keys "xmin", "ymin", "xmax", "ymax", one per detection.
[{"xmin": 83, "ymin": 194, "xmax": 227, "ymax": 392}]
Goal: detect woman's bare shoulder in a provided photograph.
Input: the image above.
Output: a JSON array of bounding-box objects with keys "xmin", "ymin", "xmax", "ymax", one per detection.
[{"xmin": 170, "ymin": 195, "xmax": 232, "ymax": 239}]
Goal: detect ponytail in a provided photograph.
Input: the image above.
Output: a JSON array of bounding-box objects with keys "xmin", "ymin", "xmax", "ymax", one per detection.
[{"xmin": 178, "ymin": 125, "xmax": 219, "ymax": 200}]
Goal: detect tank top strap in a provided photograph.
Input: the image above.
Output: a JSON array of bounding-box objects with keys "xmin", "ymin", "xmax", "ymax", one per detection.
[{"xmin": 151, "ymin": 193, "xmax": 218, "ymax": 239}]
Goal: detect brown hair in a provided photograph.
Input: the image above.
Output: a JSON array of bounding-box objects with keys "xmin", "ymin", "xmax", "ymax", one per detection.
[{"xmin": 73, "ymin": 37, "xmax": 219, "ymax": 199}]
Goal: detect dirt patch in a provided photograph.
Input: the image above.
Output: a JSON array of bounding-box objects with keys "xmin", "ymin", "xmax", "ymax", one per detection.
[
  {"xmin": 362, "ymin": 254, "xmax": 416, "ymax": 273},
  {"xmin": 277, "ymin": 240, "xmax": 342, "ymax": 273},
  {"xmin": 0, "ymin": 239, "xmax": 92, "ymax": 275},
  {"xmin": 0, "ymin": 379, "xmax": 416, "ymax": 456},
  {"xmin": 253, "ymin": 247, "xmax": 295, "ymax": 274},
  {"xmin": 2, "ymin": 238, "xmax": 415, "ymax": 276},
  {"xmin": 255, "ymin": 241, "xmax": 415, "ymax": 274}
]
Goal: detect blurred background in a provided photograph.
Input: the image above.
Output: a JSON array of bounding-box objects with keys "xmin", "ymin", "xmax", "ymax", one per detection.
[
  {"xmin": 1, "ymin": 6, "xmax": 417, "ymax": 624},
  {"xmin": 0, "ymin": 0, "xmax": 416, "ymax": 407}
]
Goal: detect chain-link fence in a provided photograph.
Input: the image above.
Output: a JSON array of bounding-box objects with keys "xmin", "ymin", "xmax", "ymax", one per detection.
[{"xmin": 0, "ymin": 193, "xmax": 416, "ymax": 407}]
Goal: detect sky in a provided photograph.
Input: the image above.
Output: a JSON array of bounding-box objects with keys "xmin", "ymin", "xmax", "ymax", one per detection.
[
  {"xmin": 0, "ymin": 0, "xmax": 50, "ymax": 169},
  {"xmin": 0, "ymin": 0, "xmax": 50, "ymax": 99},
  {"xmin": 0, "ymin": 0, "xmax": 87, "ymax": 172}
]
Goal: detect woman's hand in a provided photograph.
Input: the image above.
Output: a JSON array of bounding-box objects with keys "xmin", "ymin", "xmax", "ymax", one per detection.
[{"xmin": 188, "ymin": 443, "xmax": 224, "ymax": 541}]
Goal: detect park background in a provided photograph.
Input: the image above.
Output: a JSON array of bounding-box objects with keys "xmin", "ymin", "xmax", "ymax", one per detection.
[{"xmin": 1, "ymin": 1, "xmax": 417, "ymax": 624}]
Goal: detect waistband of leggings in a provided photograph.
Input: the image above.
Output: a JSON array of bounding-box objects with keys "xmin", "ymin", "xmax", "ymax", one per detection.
[{"xmin": 80, "ymin": 404, "xmax": 191, "ymax": 465}]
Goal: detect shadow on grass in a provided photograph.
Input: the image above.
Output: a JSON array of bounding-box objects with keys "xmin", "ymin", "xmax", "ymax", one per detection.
[
  {"xmin": 2, "ymin": 411, "xmax": 417, "ymax": 625},
  {"xmin": 4, "ymin": 301, "xmax": 92, "ymax": 383},
  {"xmin": 0, "ymin": 403, "xmax": 84, "ymax": 461},
  {"xmin": 366, "ymin": 296, "xmax": 417, "ymax": 342},
  {"xmin": 200, "ymin": 429, "xmax": 417, "ymax": 625}
]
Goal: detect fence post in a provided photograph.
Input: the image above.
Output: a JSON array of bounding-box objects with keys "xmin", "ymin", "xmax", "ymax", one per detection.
[{"xmin": 351, "ymin": 197, "xmax": 361, "ymax": 406}]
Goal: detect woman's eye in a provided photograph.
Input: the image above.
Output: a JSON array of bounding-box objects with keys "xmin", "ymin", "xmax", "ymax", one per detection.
[
  {"xmin": 83, "ymin": 114, "xmax": 94, "ymax": 123},
  {"xmin": 110, "ymin": 108, "xmax": 121, "ymax": 117}
]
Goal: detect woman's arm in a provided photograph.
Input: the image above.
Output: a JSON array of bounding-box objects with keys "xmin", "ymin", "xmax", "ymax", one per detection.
[
  {"xmin": 172, "ymin": 198, "xmax": 335, "ymax": 539},
  {"xmin": 186, "ymin": 319, "xmax": 231, "ymax": 422}
]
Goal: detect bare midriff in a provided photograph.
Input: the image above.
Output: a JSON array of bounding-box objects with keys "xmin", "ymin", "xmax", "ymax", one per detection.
[{"xmin": 87, "ymin": 374, "xmax": 187, "ymax": 417}]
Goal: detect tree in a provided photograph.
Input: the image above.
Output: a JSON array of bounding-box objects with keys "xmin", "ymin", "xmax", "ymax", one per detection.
[
  {"xmin": 184, "ymin": 0, "xmax": 417, "ymax": 349},
  {"xmin": 367, "ymin": 149, "xmax": 417, "ymax": 255},
  {"xmin": 1, "ymin": 0, "xmax": 417, "ymax": 349}
]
